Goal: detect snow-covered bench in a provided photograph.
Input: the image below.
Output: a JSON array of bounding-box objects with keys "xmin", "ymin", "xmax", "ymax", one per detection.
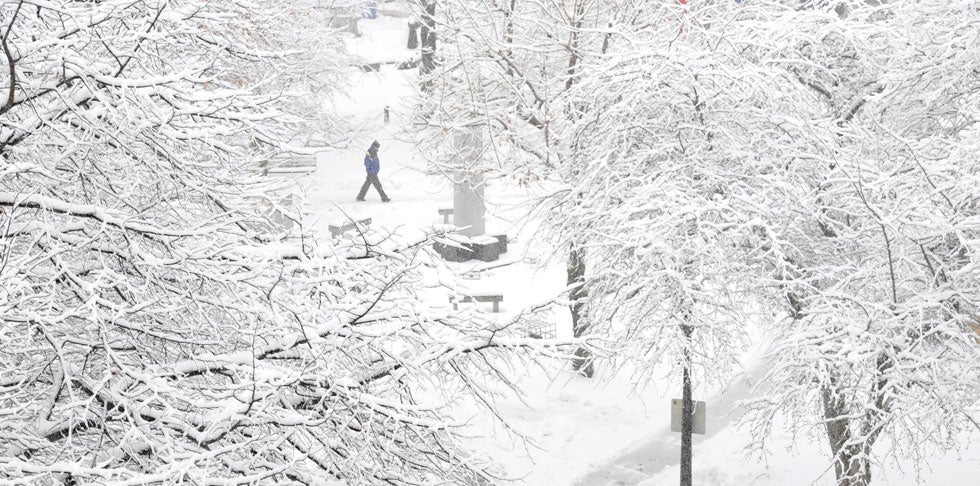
[
  {"xmin": 263, "ymin": 154, "xmax": 317, "ymax": 176},
  {"xmin": 449, "ymin": 292, "xmax": 503, "ymax": 313},
  {"xmin": 328, "ymin": 218, "xmax": 371, "ymax": 238},
  {"xmin": 438, "ymin": 208, "xmax": 453, "ymax": 224}
]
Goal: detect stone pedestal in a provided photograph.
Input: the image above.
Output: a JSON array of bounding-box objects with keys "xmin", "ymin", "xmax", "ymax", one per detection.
[{"xmin": 433, "ymin": 234, "xmax": 508, "ymax": 263}]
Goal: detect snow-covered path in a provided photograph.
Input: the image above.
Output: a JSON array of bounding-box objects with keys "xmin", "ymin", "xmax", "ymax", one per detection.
[{"xmin": 575, "ymin": 363, "xmax": 764, "ymax": 486}]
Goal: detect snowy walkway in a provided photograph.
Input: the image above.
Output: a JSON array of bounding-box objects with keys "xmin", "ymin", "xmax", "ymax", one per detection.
[{"xmin": 575, "ymin": 363, "xmax": 764, "ymax": 486}]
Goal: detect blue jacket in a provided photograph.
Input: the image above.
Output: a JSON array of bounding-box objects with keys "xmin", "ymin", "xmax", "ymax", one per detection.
[{"xmin": 364, "ymin": 152, "xmax": 380, "ymax": 174}]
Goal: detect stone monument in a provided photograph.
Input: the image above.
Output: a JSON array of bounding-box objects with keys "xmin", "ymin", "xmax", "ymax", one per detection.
[
  {"xmin": 433, "ymin": 126, "xmax": 508, "ymax": 262},
  {"xmin": 453, "ymin": 173, "xmax": 485, "ymax": 237},
  {"xmin": 407, "ymin": 22, "xmax": 420, "ymax": 49}
]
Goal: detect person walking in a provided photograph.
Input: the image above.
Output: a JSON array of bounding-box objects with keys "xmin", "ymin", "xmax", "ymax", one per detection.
[{"xmin": 356, "ymin": 141, "xmax": 390, "ymax": 202}]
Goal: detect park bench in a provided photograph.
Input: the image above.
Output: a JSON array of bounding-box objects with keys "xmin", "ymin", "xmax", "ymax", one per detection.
[
  {"xmin": 449, "ymin": 293, "xmax": 503, "ymax": 313},
  {"xmin": 263, "ymin": 154, "xmax": 317, "ymax": 176},
  {"xmin": 328, "ymin": 218, "xmax": 371, "ymax": 238},
  {"xmin": 438, "ymin": 208, "xmax": 453, "ymax": 224}
]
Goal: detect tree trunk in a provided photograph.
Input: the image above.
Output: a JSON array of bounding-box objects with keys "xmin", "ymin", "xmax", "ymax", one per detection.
[
  {"xmin": 680, "ymin": 323, "xmax": 693, "ymax": 486},
  {"xmin": 502, "ymin": 0, "xmax": 516, "ymax": 76},
  {"xmin": 567, "ymin": 245, "xmax": 593, "ymax": 377},
  {"xmin": 419, "ymin": 0, "xmax": 437, "ymax": 92},
  {"xmin": 821, "ymin": 380, "xmax": 872, "ymax": 486},
  {"xmin": 564, "ymin": 0, "xmax": 585, "ymax": 91}
]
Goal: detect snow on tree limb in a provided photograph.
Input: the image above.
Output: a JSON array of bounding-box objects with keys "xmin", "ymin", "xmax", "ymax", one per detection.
[{"xmin": 0, "ymin": 192, "xmax": 220, "ymax": 237}]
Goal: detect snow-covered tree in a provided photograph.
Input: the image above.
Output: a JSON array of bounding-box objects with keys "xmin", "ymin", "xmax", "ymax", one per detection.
[
  {"xmin": 740, "ymin": 2, "xmax": 980, "ymax": 485},
  {"xmin": 549, "ymin": 4, "xmax": 804, "ymax": 479},
  {"xmin": 0, "ymin": 1, "xmax": 574, "ymax": 483}
]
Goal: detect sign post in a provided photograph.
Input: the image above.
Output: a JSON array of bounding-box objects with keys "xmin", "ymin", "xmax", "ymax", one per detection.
[{"xmin": 670, "ymin": 399, "xmax": 706, "ymax": 435}]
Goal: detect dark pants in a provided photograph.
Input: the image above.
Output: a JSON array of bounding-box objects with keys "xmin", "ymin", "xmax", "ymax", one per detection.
[{"xmin": 357, "ymin": 174, "xmax": 389, "ymax": 200}]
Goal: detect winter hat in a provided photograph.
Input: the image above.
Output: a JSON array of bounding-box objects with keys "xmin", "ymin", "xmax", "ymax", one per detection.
[{"xmin": 370, "ymin": 140, "xmax": 380, "ymax": 150}]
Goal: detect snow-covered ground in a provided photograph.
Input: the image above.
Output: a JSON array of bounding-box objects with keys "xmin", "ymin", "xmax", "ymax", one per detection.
[{"xmin": 291, "ymin": 10, "xmax": 980, "ymax": 486}]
